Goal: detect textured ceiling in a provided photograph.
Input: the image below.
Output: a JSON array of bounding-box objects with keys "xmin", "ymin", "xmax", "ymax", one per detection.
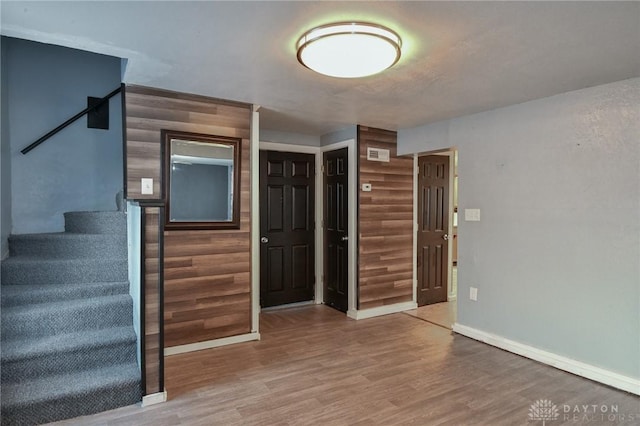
[{"xmin": 2, "ymin": 1, "xmax": 639, "ymax": 136}]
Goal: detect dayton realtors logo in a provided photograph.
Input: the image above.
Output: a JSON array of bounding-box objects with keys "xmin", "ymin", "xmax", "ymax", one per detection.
[
  {"xmin": 529, "ymin": 399, "xmax": 560, "ymax": 425},
  {"xmin": 528, "ymin": 399, "xmax": 638, "ymax": 424},
  {"xmin": 562, "ymin": 403, "xmax": 636, "ymax": 423}
]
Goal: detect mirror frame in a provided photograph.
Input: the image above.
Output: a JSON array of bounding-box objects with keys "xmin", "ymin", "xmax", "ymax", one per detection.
[{"xmin": 162, "ymin": 129, "xmax": 241, "ymax": 230}]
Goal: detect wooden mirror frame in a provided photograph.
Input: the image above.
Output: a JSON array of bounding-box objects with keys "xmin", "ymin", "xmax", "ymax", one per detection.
[{"xmin": 162, "ymin": 129, "xmax": 241, "ymax": 230}]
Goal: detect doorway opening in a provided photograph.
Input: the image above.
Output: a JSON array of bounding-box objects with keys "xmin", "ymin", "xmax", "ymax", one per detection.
[
  {"xmin": 257, "ymin": 139, "xmax": 357, "ymax": 316},
  {"xmin": 322, "ymin": 147, "xmax": 349, "ymax": 312},
  {"xmin": 407, "ymin": 149, "xmax": 458, "ymax": 329},
  {"xmin": 259, "ymin": 150, "xmax": 316, "ymax": 308}
]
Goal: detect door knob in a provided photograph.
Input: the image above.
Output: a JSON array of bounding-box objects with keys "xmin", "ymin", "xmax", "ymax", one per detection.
[
  {"xmin": 261, "ymin": 236, "xmax": 269, "ymax": 243},
  {"xmin": 341, "ymin": 236, "xmax": 349, "ymax": 241},
  {"xmin": 442, "ymin": 234, "xmax": 449, "ymax": 241}
]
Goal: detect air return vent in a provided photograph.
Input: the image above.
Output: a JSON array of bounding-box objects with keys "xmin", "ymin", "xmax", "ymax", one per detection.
[{"xmin": 367, "ymin": 147, "xmax": 390, "ymax": 162}]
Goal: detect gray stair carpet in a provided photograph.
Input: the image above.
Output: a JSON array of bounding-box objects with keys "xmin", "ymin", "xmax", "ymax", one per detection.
[{"xmin": 1, "ymin": 211, "xmax": 142, "ymax": 425}]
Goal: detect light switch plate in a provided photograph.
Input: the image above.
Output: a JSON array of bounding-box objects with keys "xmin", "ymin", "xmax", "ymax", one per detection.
[
  {"xmin": 465, "ymin": 208, "xmax": 481, "ymax": 221},
  {"xmin": 470, "ymin": 287, "xmax": 478, "ymax": 301},
  {"xmin": 141, "ymin": 178, "xmax": 154, "ymax": 195}
]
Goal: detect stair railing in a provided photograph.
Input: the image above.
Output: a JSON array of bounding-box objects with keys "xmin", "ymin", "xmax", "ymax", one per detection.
[{"xmin": 21, "ymin": 85, "xmax": 122, "ymax": 155}]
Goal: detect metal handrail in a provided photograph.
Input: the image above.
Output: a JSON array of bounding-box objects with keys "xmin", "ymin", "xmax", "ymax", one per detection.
[{"xmin": 20, "ymin": 86, "xmax": 122, "ymax": 155}]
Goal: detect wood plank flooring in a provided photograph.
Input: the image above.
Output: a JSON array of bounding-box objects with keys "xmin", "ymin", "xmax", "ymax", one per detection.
[
  {"xmin": 52, "ymin": 305, "xmax": 639, "ymax": 425},
  {"xmin": 405, "ymin": 301, "xmax": 458, "ymax": 330}
]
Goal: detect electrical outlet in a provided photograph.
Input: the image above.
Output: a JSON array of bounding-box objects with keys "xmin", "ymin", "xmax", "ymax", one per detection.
[
  {"xmin": 141, "ymin": 178, "xmax": 154, "ymax": 195},
  {"xmin": 465, "ymin": 208, "xmax": 481, "ymax": 221},
  {"xmin": 469, "ymin": 287, "xmax": 478, "ymax": 301}
]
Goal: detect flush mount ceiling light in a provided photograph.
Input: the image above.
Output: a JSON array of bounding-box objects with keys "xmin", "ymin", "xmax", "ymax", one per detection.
[{"xmin": 296, "ymin": 22, "xmax": 402, "ymax": 78}]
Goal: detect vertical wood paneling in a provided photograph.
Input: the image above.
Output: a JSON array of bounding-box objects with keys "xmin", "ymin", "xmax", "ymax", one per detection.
[
  {"xmin": 125, "ymin": 85, "xmax": 252, "ymax": 351},
  {"xmin": 357, "ymin": 126, "xmax": 414, "ymax": 310}
]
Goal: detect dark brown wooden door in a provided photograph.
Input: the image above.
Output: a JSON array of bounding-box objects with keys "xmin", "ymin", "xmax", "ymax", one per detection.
[
  {"xmin": 260, "ymin": 151, "xmax": 315, "ymax": 308},
  {"xmin": 417, "ymin": 155, "xmax": 450, "ymax": 306},
  {"xmin": 323, "ymin": 148, "xmax": 349, "ymax": 312}
]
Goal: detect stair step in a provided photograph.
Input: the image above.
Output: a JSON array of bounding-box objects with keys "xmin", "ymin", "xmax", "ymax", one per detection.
[
  {"xmin": 64, "ymin": 211, "xmax": 126, "ymax": 235},
  {"xmin": 1, "ymin": 257, "xmax": 128, "ymax": 285},
  {"xmin": 0, "ymin": 209, "xmax": 141, "ymax": 424},
  {"xmin": 1, "ymin": 294, "xmax": 133, "ymax": 340},
  {"xmin": 0, "ymin": 363, "xmax": 141, "ymax": 426},
  {"xmin": 2, "ymin": 327, "xmax": 138, "ymax": 382},
  {"xmin": 1, "ymin": 282, "xmax": 130, "ymax": 306},
  {"xmin": 9, "ymin": 233, "xmax": 127, "ymax": 259}
]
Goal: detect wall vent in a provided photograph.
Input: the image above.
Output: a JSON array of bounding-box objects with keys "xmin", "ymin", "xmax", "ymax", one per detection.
[{"xmin": 367, "ymin": 147, "xmax": 390, "ymax": 162}]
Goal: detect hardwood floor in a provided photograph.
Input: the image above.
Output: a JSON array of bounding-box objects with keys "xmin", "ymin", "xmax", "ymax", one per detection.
[
  {"xmin": 53, "ymin": 305, "xmax": 639, "ymax": 425},
  {"xmin": 405, "ymin": 301, "xmax": 457, "ymax": 330}
]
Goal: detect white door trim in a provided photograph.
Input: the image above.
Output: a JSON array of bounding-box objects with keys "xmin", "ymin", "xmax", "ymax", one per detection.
[
  {"xmin": 415, "ymin": 150, "xmax": 456, "ymax": 306},
  {"xmin": 321, "ymin": 140, "xmax": 358, "ymax": 315},
  {"xmin": 258, "ymin": 141, "xmax": 323, "ymax": 305}
]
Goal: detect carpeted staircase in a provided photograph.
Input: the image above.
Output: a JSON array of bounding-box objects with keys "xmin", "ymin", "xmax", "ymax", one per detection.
[{"xmin": 1, "ymin": 211, "xmax": 142, "ymax": 425}]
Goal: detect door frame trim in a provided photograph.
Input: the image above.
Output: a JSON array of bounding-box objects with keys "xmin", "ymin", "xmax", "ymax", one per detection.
[
  {"xmin": 251, "ymin": 108, "xmax": 260, "ymax": 334},
  {"xmin": 320, "ymin": 140, "xmax": 358, "ymax": 316},
  {"xmin": 259, "ymin": 142, "xmax": 323, "ymax": 305},
  {"xmin": 413, "ymin": 149, "xmax": 457, "ymax": 306},
  {"xmin": 256, "ymin": 139, "xmax": 358, "ymax": 316}
]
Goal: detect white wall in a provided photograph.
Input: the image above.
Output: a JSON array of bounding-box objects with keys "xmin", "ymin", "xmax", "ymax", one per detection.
[{"xmin": 398, "ymin": 78, "xmax": 640, "ymax": 380}]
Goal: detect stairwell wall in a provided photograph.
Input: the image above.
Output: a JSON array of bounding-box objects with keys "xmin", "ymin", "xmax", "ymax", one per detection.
[
  {"xmin": 1, "ymin": 39, "xmax": 11, "ymax": 259},
  {"xmin": 2, "ymin": 37, "xmax": 123, "ymax": 234}
]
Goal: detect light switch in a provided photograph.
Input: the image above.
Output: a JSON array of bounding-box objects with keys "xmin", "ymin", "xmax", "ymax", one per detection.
[
  {"xmin": 470, "ymin": 287, "xmax": 478, "ymax": 301},
  {"xmin": 362, "ymin": 183, "xmax": 372, "ymax": 192},
  {"xmin": 465, "ymin": 208, "xmax": 481, "ymax": 221},
  {"xmin": 141, "ymin": 178, "xmax": 154, "ymax": 195}
]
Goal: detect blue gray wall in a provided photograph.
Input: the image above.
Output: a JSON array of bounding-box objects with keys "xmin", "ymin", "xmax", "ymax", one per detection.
[
  {"xmin": 398, "ymin": 78, "xmax": 640, "ymax": 379},
  {"xmin": 260, "ymin": 126, "xmax": 357, "ymax": 147},
  {"xmin": 260, "ymin": 129, "xmax": 320, "ymax": 147},
  {"xmin": 3, "ymin": 37, "xmax": 123, "ymax": 234},
  {"xmin": 1, "ymin": 39, "xmax": 12, "ymax": 257},
  {"xmin": 321, "ymin": 126, "xmax": 357, "ymax": 146}
]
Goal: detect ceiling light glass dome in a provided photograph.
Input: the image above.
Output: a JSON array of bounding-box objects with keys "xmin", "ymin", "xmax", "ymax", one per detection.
[{"xmin": 297, "ymin": 22, "xmax": 402, "ymax": 78}]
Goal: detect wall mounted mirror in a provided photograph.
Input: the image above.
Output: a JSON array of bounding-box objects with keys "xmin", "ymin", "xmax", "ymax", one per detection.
[{"xmin": 162, "ymin": 130, "xmax": 241, "ymax": 230}]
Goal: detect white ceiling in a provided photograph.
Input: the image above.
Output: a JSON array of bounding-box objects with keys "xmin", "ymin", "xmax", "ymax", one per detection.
[{"xmin": 2, "ymin": 1, "xmax": 639, "ymax": 136}]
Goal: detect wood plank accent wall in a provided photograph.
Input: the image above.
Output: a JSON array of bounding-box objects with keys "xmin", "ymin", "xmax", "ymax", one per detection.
[
  {"xmin": 125, "ymin": 85, "xmax": 252, "ymax": 349},
  {"xmin": 162, "ymin": 138, "xmax": 251, "ymax": 347},
  {"xmin": 357, "ymin": 126, "xmax": 414, "ymax": 310}
]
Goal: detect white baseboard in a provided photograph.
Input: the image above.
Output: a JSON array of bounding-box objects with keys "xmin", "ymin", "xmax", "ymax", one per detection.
[
  {"xmin": 347, "ymin": 301, "xmax": 418, "ymax": 320},
  {"xmin": 164, "ymin": 332, "xmax": 260, "ymax": 356},
  {"xmin": 452, "ymin": 323, "xmax": 640, "ymax": 396},
  {"xmin": 141, "ymin": 390, "xmax": 167, "ymax": 407}
]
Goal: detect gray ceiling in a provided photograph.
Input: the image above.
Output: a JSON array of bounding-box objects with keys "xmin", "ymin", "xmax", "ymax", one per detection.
[{"xmin": 2, "ymin": 1, "xmax": 639, "ymax": 136}]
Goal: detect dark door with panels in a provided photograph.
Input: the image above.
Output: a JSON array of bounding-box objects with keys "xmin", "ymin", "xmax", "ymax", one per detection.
[
  {"xmin": 260, "ymin": 150, "xmax": 315, "ymax": 308},
  {"xmin": 323, "ymin": 148, "xmax": 349, "ymax": 312},
  {"xmin": 417, "ymin": 155, "xmax": 450, "ymax": 306}
]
